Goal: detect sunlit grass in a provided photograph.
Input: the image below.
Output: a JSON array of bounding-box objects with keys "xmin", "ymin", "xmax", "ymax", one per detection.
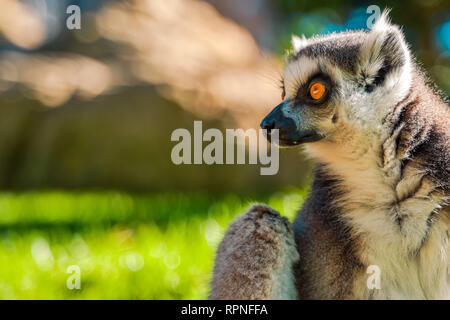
[{"xmin": 0, "ymin": 187, "xmax": 307, "ymax": 299}]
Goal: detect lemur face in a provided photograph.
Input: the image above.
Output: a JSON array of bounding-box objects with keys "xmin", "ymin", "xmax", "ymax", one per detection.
[
  {"xmin": 260, "ymin": 62, "xmax": 337, "ymax": 146},
  {"xmin": 261, "ymin": 11, "xmax": 412, "ymax": 147}
]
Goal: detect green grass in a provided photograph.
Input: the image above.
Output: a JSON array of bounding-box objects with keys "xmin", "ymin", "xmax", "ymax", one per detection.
[{"xmin": 0, "ymin": 188, "xmax": 308, "ymax": 299}]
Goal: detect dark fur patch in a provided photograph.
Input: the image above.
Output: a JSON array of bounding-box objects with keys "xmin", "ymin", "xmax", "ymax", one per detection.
[
  {"xmin": 395, "ymin": 69, "xmax": 449, "ymax": 192},
  {"xmin": 293, "ymin": 166, "xmax": 364, "ymax": 299},
  {"xmin": 290, "ymin": 32, "xmax": 366, "ymax": 73}
]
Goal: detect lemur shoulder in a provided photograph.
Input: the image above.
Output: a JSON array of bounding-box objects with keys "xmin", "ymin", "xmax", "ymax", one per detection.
[{"xmin": 210, "ymin": 11, "xmax": 449, "ymax": 300}]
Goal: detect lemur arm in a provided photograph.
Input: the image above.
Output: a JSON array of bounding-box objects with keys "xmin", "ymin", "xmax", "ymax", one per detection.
[{"xmin": 209, "ymin": 205, "xmax": 299, "ymax": 300}]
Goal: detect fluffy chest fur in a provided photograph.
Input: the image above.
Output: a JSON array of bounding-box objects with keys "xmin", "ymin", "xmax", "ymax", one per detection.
[{"xmin": 306, "ymin": 129, "xmax": 450, "ymax": 299}]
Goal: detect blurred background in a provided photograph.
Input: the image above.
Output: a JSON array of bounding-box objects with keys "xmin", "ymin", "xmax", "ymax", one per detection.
[{"xmin": 0, "ymin": 0, "xmax": 448, "ymax": 299}]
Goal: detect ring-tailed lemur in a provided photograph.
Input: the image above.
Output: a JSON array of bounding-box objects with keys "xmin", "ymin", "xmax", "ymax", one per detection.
[{"xmin": 210, "ymin": 11, "xmax": 449, "ymax": 300}]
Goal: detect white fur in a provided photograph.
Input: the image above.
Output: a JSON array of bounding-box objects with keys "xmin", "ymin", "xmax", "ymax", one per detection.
[
  {"xmin": 356, "ymin": 11, "xmax": 393, "ymax": 86},
  {"xmin": 307, "ymin": 136, "xmax": 449, "ymax": 299},
  {"xmin": 283, "ymin": 56, "xmax": 319, "ymax": 98},
  {"xmin": 291, "ymin": 34, "xmax": 309, "ymax": 52}
]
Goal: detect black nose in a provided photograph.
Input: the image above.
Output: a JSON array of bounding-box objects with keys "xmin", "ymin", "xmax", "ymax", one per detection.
[
  {"xmin": 260, "ymin": 118, "xmax": 276, "ymax": 130},
  {"xmin": 261, "ymin": 103, "xmax": 283, "ymax": 130}
]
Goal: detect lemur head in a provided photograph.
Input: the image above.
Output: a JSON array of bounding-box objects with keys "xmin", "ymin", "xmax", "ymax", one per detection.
[{"xmin": 261, "ymin": 10, "xmax": 412, "ymax": 147}]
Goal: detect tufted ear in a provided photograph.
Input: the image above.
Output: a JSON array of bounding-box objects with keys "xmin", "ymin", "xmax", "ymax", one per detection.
[
  {"xmin": 291, "ymin": 34, "xmax": 309, "ymax": 52},
  {"xmin": 356, "ymin": 10, "xmax": 411, "ymax": 92}
]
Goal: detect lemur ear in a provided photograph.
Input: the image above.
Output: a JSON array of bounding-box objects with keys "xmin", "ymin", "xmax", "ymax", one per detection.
[
  {"xmin": 356, "ymin": 10, "xmax": 411, "ymax": 91},
  {"xmin": 291, "ymin": 34, "xmax": 308, "ymax": 52}
]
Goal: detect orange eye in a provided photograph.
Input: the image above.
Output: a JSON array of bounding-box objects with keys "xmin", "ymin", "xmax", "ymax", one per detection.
[
  {"xmin": 310, "ymin": 82, "xmax": 326, "ymax": 100},
  {"xmin": 281, "ymin": 87, "xmax": 286, "ymax": 100}
]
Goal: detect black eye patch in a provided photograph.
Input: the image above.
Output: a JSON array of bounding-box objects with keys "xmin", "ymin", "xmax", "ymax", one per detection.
[{"xmin": 294, "ymin": 72, "xmax": 333, "ymax": 106}]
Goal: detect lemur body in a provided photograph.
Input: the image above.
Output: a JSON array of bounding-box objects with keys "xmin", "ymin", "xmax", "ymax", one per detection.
[{"xmin": 210, "ymin": 12, "xmax": 449, "ymax": 300}]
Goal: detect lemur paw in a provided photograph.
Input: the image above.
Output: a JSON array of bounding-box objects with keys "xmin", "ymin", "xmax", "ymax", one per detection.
[
  {"xmin": 238, "ymin": 204, "xmax": 294, "ymax": 243},
  {"xmin": 209, "ymin": 204, "xmax": 299, "ymax": 300}
]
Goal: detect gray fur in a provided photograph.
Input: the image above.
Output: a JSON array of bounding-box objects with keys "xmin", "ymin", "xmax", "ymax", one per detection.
[
  {"xmin": 289, "ymin": 31, "xmax": 365, "ymax": 73},
  {"xmin": 209, "ymin": 205, "xmax": 299, "ymax": 299}
]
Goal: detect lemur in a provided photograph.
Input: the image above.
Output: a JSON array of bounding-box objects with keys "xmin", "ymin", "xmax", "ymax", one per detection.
[{"xmin": 210, "ymin": 11, "xmax": 449, "ymax": 300}]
